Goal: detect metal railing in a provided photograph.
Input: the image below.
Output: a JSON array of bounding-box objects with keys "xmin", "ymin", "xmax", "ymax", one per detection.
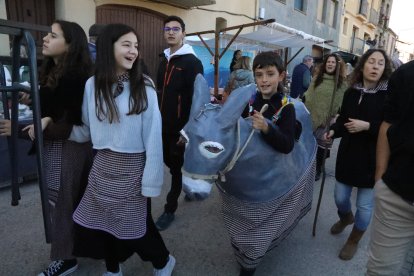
[
  {"xmin": 350, "ymin": 37, "xmax": 365, "ymax": 55},
  {"xmin": 0, "ymin": 18, "xmax": 51, "ymax": 242}
]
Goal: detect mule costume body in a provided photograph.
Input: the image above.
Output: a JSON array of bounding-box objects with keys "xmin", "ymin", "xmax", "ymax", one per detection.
[{"xmin": 182, "ymin": 75, "xmax": 317, "ymax": 270}]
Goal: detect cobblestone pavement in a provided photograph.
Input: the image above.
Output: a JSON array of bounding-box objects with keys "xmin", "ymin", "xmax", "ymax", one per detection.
[{"xmin": 1, "ymin": 140, "xmax": 413, "ymax": 275}]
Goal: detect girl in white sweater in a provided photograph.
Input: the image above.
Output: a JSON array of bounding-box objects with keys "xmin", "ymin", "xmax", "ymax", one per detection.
[{"xmin": 70, "ymin": 23, "xmax": 175, "ymax": 276}]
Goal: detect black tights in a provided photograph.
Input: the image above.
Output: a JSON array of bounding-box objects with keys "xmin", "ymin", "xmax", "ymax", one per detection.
[{"xmin": 104, "ymin": 200, "xmax": 169, "ymax": 272}]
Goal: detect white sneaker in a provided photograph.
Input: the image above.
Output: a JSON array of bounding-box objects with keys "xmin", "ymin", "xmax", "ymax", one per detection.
[
  {"xmin": 153, "ymin": 255, "xmax": 176, "ymax": 276},
  {"xmin": 102, "ymin": 267, "xmax": 122, "ymax": 276}
]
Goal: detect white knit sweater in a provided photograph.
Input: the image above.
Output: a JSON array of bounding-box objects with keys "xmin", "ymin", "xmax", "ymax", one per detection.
[{"xmin": 69, "ymin": 77, "xmax": 164, "ymax": 197}]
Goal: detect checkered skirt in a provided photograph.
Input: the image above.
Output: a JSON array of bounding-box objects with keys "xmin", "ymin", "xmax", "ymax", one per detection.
[
  {"xmin": 43, "ymin": 140, "xmax": 93, "ymax": 260},
  {"xmin": 73, "ymin": 149, "xmax": 147, "ymax": 239},
  {"xmin": 43, "ymin": 140, "xmax": 63, "ymax": 205},
  {"xmin": 220, "ymin": 158, "xmax": 316, "ymax": 270}
]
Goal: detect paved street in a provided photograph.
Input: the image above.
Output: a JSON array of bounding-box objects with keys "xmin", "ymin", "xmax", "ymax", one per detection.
[{"xmin": 0, "ymin": 140, "xmax": 408, "ymax": 276}]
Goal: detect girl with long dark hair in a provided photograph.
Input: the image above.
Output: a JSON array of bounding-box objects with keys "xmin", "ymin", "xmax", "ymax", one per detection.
[
  {"xmin": 21, "ymin": 20, "xmax": 93, "ymax": 276},
  {"xmin": 69, "ymin": 23, "xmax": 174, "ymax": 276},
  {"xmin": 230, "ymin": 49, "xmax": 242, "ymax": 72}
]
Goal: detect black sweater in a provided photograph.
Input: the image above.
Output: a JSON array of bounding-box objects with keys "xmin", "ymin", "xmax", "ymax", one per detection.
[
  {"xmin": 242, "ymin": 92, "xmax": 296, "ymax": 154},
  {"xmin": 331, "ymin": 87, "xmax": 387, "ymax": 188},
  {"xmin": 40, "ymin": 73, "xmax": 88, "ymax": 140},
  {"xmin": 382, "ymin": 61, "xmax": 414, "ymax": 201}
]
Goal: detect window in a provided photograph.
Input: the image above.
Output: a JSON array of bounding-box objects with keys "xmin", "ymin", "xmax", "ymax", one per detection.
[
  {"xmin": 294, "ymin": 0, "xmax": 307, "ymax": 12},
  {"xmin": 317, "ymin": 0, "xmax": 327, "ymax": 22},
  {"xmin": 328, "ymin": 0, "xmax": 338, "ymax": 28},
  {"xmin": 343, "ymin": 17, "xmax": 348, "ymax": 35}
]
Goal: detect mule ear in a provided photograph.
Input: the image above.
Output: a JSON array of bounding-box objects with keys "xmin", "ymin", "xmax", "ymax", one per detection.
[
  {"xmin": 189, "ymin": 74, "xmax": 211, "ymax": 120},
  {"xmin": 220, "ymin": 84, "xmax": 256, "ymax": 129}
]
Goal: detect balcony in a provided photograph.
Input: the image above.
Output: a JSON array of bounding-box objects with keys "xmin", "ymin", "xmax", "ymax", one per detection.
[
  {"xmin": 356, "ymin": 0, "xmax": 369, "ymax": 22},
  {"xmin": 367, "ymin": 8, "xmax": 379, "ymax": 29},
  {"xmin": 148, "ymin": 0, "xmax": 216, "ymax": 8}
]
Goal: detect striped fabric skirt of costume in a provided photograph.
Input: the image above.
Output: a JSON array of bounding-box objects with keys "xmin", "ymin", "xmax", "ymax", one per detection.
[
  {"xmin": 219, "ymin": 160, "xmax": 315, "ymax": 270},
  {"xmin": 73, "ymin": 149, "xmax": 147, "ymax": 240},
  {"xmin": 43, "ymin": 140, "xmax": 93, "ymax": 260}
]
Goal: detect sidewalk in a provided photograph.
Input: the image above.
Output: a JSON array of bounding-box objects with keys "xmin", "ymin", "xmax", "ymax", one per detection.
[{"xmin": 0, "ymin": 140, "xmax": 388, "ymax": 275}]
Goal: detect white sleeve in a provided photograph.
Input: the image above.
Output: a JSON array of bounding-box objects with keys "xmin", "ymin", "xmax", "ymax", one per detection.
[{"xmin": 140, "ymin": 86, "xmax": 164, "ymax": 197}]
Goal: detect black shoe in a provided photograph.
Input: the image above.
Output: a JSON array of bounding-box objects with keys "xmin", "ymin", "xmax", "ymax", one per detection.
[
  {"xmin": 155, "ymin": 212, "xmax": 175, "ymax": 231},
  {"xmin": 38, "ymin": 259, "xmax": 78, "ymax": 276}
]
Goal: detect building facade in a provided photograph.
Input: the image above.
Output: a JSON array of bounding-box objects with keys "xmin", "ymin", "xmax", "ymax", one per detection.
[
  {"xmin": 0, "ymin": 0, "xmax": 258, "ymax": 78},
  {"xmin": 339, "ymin": 0, "xmax": 396, "ymax": 58},
  {"xmin": 258, "ymin": 0, "xmax": 344, "ymax": 73}
]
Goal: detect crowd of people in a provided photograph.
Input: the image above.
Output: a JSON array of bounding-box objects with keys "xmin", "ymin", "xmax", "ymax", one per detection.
[{"xmin": 0, "ymin": 13, "xmax": 413, "ymax": 276}]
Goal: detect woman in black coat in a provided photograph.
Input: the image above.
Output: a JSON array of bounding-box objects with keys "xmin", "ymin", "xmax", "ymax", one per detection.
[{"xmin": 325, "ymin": 49, "xmax": 392, "ymax": 260}]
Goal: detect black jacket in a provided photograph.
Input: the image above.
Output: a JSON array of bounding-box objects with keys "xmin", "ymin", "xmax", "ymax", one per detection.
[
  {"xmin": 157, "ymin": 51, "xmax": 203, "ymax": 134},
  {"xmin": 331, "ymin": 86, "xmax": 387, "ymax": 188},
  {"xmin": 40, "ymin": 73, "xmax": 89, "ymax": 140},
  {"xmin": 242, "ymin": 92, "xmax": 296, "ymax": 154},
  {"xmin": 382, "ymin": 61, "xmax": 414, "ymax": 201}
]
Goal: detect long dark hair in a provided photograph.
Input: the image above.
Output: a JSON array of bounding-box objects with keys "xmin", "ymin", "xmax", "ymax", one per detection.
[
  {"xmin": 253, "ymin": 51, "xmax": 286, "ymax": 93},
  {"xmin": 348, "ymin": 48, "xmax": 392, "ymax": 87},
  {"xmin": 94, "ymin": 24, "xmax": 148, "ymax": 123},
  {"xmin": 39, "ymin": 20, "xmax": 92, "ymax": 88},
  {"xmin": 313, "ymin": 53, "xmax": 346, "ymax": 89},
  {"xmin": 231, "ymin": 50, "xmax": 241, "ymax": 63}
]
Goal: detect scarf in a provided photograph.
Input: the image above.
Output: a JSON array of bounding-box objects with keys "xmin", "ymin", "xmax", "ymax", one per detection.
[
  {"xmin": 114, "ymin": 72, "xmax": 130, "ymax": 98},
  {"xmin": 354, "ymin": 80, "xmax": 388, "ymax": 104}
]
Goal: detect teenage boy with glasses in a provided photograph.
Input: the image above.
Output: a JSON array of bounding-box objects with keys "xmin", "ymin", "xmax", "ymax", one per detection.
[{"xmin": 155, "ymin": 15, "xmax": 204, "ymax": 231}]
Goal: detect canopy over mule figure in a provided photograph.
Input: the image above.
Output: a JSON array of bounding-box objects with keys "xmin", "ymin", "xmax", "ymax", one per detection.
[{"xmin": 181, "ymin": 74, "xmax": 317, "ymax": 270}]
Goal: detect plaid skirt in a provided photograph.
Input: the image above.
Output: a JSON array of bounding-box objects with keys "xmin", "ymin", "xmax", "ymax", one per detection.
[
  {"xmin": 43, "ymin": 140, "xmax": 93, "ymax": 260},
  {"xmin": 220, "ymin": 158, "xmax": 315, "ymax": 270},
  {"xmin": 73, "ymin": 149, "xmax": 147, "ymax": 240}
]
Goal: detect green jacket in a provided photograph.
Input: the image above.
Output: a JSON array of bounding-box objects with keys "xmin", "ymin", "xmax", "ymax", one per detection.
[{"xmin": 304, "ymin": 73, "xmax": 347, "ymax": 130}]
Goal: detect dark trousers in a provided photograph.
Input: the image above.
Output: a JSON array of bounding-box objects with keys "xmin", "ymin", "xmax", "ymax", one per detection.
[
  {"xmin": 162, "ymin": 132, "xmax": 185, "ymax": 214},
  {"xmin": 105, "ymin": 199, "xmax": 169, "ymax": 270},
  {"xmin": 316, "ymin": 146, "xmax": 330, "ymax": 175}
]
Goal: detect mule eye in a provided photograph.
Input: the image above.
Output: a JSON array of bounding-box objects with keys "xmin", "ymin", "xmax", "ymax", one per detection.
[
  {"xmin": 205, "ymin": 145, "xmax": 222, "ymax": 153},
  {"xmin": 199, "ymin": 141, "xmax": 224, "ymax": 159}
]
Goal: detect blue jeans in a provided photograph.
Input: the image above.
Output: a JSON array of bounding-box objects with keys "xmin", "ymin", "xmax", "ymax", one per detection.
[{"xmin": 334, "ymin": 181, "xmax": 374, "ymax": 231}]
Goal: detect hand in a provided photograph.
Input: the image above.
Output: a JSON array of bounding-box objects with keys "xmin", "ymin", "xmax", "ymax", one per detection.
[
  {"xmin": 0, "ymin": 119, "xmax": 11, "ymax": 136},
  {"xmin": 22, "ymin": 117, "xmax": 52, "ymax": 140},
  {"xmin": 18, "ymin": 92, "xmax": 32, "ymax": 105},
  {"xmin": 176, "ymin": 135, "xmax": 187, "ymax": 146},
  {"xmin": 324, "ymin": 130, "xmax": 334, "ymax": 141},
  {"xmin": 344, "ymin": 118, "xmax": 370, "ymax": 133},
  {"xmin": 252, "ymin": 110, "xmax": 269, "ymax": 133}
]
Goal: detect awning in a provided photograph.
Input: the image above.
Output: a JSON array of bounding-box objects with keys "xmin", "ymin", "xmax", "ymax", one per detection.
[{"xmin": 186, "ymin": 22, "xmax": 326, "ymax": 51}]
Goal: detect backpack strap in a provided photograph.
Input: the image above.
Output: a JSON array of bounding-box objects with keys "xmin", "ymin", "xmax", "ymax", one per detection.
[{"xmin": 272, "ymin": 95, "xmax": 294, "ymax": 123}]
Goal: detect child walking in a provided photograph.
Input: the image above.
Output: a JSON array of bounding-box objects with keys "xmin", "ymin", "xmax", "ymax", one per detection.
[
  {"xmin": 19, "ymin": 20, "xmax": 93, "ymax": 276},
  {"xmin": 69, "ymin": 23, "xmax": 175, "ymax": 276},
  {"xmin": 226, "ymin": 51, "xmax": 299, "ymax": 276}
]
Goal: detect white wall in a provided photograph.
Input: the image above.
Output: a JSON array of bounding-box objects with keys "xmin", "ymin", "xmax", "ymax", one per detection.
[{"xmin": 55, "ymin": 0, "xmax": 96, "ymax": 37}]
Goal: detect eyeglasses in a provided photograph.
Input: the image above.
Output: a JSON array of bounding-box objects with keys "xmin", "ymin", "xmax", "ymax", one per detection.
[{"xmin": 163, "ymin": 27, "xmax": 181, "ymax": 34}]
